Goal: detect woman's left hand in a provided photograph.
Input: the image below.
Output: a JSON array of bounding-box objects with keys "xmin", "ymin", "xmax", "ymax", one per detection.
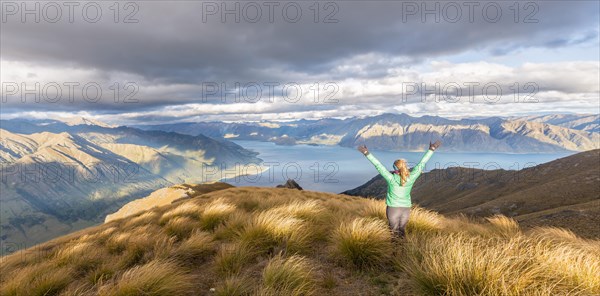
[
  {"xmin": 358, "ymin": 145, "xmax": 369, "ymax": 155},
  {"xmin": 429, "ymin": 140, "xmax": 441, "ymax": 151}
]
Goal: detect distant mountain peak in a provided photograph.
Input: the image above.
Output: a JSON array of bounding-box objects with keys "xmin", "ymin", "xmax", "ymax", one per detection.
[{"xmin": 52, "ymin": 116, "xmax": 116, "ymax": 128}]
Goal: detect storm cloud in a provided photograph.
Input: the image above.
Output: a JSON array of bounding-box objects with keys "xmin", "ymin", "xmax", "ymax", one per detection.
[{"xmin": 1, "ymin": 0, "xmax": 598, "ymax": 123}]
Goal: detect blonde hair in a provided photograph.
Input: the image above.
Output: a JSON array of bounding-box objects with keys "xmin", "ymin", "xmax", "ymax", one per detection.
[{"xmin": 394, "ymin": 159, "xmax": 410, "ymax": 186}]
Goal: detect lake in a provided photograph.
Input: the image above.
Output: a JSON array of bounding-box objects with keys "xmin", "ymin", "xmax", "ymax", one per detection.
[{"xmin": 224, "ymin": 141, "xmax": 575, "ymax": 193}]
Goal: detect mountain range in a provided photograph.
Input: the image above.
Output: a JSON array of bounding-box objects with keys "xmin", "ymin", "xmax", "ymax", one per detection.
[
  {"xmin": 137, "ymin": 113, "xmax": 599, "ymax": 152},
  {"xmin": 0, "ymin": 118, "xmax": 260, "ymax": 249}
]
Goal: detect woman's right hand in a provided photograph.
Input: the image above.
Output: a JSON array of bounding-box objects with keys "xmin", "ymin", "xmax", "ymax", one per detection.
[{"xmin": 358, "ymin": 145, "xmax": 369, "ymax": 155}]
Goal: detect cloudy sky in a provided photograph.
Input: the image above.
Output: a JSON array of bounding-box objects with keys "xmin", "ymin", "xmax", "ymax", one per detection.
[{"xmin": 1, "ymin": 0, "xmax": 599, "ymax": 125}]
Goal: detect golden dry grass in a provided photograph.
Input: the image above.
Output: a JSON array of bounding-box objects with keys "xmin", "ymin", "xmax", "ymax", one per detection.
[
  {"xmin": 332, "ymin": 217, "xmax": 393, "ymax": 269},
  {"xmin": 1, "ymin": 186, "xmax": 598, "ymax": 296},
  {"xmin": 259, "ymin": 254, "xmax": 315, "ymax": 296}
]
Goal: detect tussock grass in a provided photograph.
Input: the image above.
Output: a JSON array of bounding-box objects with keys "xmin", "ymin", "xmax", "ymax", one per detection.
[
  {"xmin": 0, "ymin": 262, "xmax": 73, "ymax": 296},
  {"xmin": 200, "ymin": 198, "xmax": 237, "ymax": 231},
  {"xmin": 54, "ymin": 241, "xmax": 104, "ymax": 276},
  {"xmin": 332, "ymin": 218, "xmax": 392, "ymax": 269},
  {"xmin": 215, "ymin": 275, "xmax": 253, "ymax": 296},
  {"xmin": 105, "ymin": 233, "xmax": 131, "ymax": 254},
  {"xmin": 173, "ymin": 230, "xmax": 216, "ymax": 263},
  {"xmin": 402, "ymin": 234, "xmax": 543, "ymax": 295},
  {"xmin": 92, "ymin": 227, "xmax": 118, "ymax": 245},
  {"xmin": 239, "ymin": 210, "xmax": 312, "ymax": 254},
  {"xmin": 98, "ymin": 260, "xmax": 194, "ymax": 296},
  {"xmin": 164, "ymin": 216, "xmax": 199, "ymax": 240},
  {"xmin": 214, "ymin": 211, "xmax": 251, "ymax": 241},
  {"xmin": 360, "ymin": 198, "xmax": 387, "ymax": 221},
  {"xmin": 406, "ymin": 206, "xmax": 443, "ymax": 234},
  {"xmin": 485, "ymin": 215, "xmax": 521, "ymax": 237},
  {"xmin": 534, "ymin": 240, "xmax": 600, "ymax": 293},
  {"xmin": 272, "ymin": 200, "xmax": 326, "ymax": 222},
  {"xmin": 159, "ymin": 202, "xmax": 202, "ymax": 224},
  {"xmin": 87, "ymin": 263, "xmax": 116, "ymax": 286},
  {"xmin": 214, "ymin": 243, "xmax": 254, "ymax": 276},
  {"xmin": 259, "ymin": 255, "xmax": 315, "ymax": 296},
  {"xmin": 402, "ymin": 231, "xmax": 600, "ymax": 295},
  {"xmin": 125, "ymin": 211, "xmax": 159, "ymax": 228},
  {"xmin": 2, "ymin": 186, "xmax": 599, "ymax": 296}
]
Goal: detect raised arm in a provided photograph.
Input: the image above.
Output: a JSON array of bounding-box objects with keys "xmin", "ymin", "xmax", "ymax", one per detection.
[
  {"xmin": 358, "ymin": 145, "xmax": 393, "ymax": 183},
  {"xmin": 406, "ymin": 140, "xmax": 441, "ymax": 185}
]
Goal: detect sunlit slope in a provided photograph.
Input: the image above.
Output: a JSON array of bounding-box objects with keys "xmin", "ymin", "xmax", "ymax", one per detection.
[
  {"xmin": 0, "ymin": 125, "xmax": 260, "ymax": 250},
  {"xmin": 1, "ymin": 187, "xmax": 598, "ymax": 296}
]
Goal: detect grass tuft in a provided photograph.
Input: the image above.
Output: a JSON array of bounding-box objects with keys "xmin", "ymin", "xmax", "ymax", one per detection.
[
  {"xmin": 239, "ymin": 210, "xmax": 311, "ymax": 254},
  {"xmin": 164, "ymin": 216, "xmax": 199, "ymax": 240},
  {"xmin": 331, "ymin": 217, "xmax": 392, "ymax": 269},
  {"xmin": 200, "ymin": 198, "xmax": 237, "ymax": 231},
  {"xmin": 214, "ymin": 275, "xmax": 253, "ymax": 296},
  {"xmin": 259, "ymin": 254, "xmax": 314, "ymax": 296},
  {"xmin": 160, "ymin": 202, "xmax": 202, "ymax": 224},
  {"xmin": 406, "ymin": 206, "xmax": 443, "ymax": 234},
  {"xmin": 173, "ymin": 230, "xmax": 216, "ymax": 263},
  {"xmin": 214, "ymin": 243, "xmax": 254, "ymax": 276},
  {"xmin": 486, "ymin": 215, "xmax": 521, "ymax": 237},
  {"xmin": 98, "ymin": 260, "xmax": 194, "ymax": 296},
  {"xmin": 360, "ymin": 198, "xmax": 387, "ymax": 221}
]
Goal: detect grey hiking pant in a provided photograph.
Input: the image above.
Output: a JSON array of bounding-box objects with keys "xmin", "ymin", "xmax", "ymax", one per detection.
[{"xmin": 386, "ymin": 206, "xmax": 411, "ymax": 238}]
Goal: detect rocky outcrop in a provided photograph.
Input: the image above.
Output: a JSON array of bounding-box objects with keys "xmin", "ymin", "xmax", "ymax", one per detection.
[{"xmin": 276, "ymin": 179, "xmax": 303, "ymax": 190}]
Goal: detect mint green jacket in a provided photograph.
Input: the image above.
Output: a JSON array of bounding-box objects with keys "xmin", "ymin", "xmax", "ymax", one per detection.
[{"xmin": 364, "ymin": 150, "xmax": 434, "ymax": 207}]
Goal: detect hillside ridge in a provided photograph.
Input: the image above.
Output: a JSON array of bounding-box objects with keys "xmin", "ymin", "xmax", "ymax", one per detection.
[{"xmin": 1, "ymin": 186, "xmax": 598, "ymax": 295}]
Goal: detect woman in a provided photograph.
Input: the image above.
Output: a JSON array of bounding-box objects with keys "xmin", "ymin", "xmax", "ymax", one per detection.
[{"xmin": 357, "ymin": 140, "xmax": 441, "ymax": 238}]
